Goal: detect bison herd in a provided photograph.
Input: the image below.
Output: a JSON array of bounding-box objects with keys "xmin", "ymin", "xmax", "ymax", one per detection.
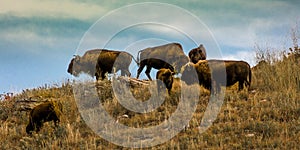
[
  {"xmin": 67, "ymin": 42, "xmax": 251, "ymax": 93},
  {"xmin": 25, "ymin": 42, "xmax": 252, "ymax": 135}
]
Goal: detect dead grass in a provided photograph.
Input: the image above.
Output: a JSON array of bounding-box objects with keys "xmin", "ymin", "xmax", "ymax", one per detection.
[{"xmin": 1, "ymin": 43, "xmax": 300, "ymax": 149}]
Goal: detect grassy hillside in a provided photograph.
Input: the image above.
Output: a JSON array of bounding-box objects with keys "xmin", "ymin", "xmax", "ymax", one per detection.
[{"xmin": 1, "ymin": 49, "xmax": 300, "ymax": 149}]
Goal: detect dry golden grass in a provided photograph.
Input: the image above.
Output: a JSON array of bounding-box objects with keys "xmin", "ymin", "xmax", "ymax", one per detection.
[{"xmin": 1, "ymin": 47, "xmax": 300, "ymax": 149}]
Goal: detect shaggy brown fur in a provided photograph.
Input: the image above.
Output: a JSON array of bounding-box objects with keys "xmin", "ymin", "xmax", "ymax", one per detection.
[
  {"xmin": 136, "ymin": 43, "xmax": 189, "ymax": 80},
  {"xmin": 67, "ymin": 49, "xmax": 136, "ymax": 80},
  {"xmin": 156, "ymin": 68, "xmax": 175, "ymax": 93},
  {"xmin": 188, "ymin": 44, "xmax": 207, "ymax": 64},
  {"xmin": 26, "ymin": 101, "xmax": 62, "ymax": 134},
  {"xmin": 181, "ymin": 60, "xmax": 251, "ymax": 93},
  {"xmin": 95, "ymin": 50, "xmax": 135, "ymax": 80},
  {"xmin": 67, "ymin": 49, "xmax": 102, "ymax": 77}
]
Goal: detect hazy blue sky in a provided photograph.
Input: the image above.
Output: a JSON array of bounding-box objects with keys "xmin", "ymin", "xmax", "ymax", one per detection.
[{"xmin": 0, "ymin": 0, "xmax": 299, "ymax": 93}]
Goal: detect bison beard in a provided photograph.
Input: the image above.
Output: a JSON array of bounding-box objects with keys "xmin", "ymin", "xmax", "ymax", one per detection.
[
  {"xmin": 181, "ymin": 60, "xmax": 251, "ymax": 93},
  {"xmin": 26, "ymin": 101, "xmax": 62, "ymax": 134},
  {"xmin": 156, "ymin": 68, "xmax": 175, "ymax": 93}
]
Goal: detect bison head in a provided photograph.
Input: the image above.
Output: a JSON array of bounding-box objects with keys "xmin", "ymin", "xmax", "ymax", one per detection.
[
  {"xmin": 156, "ymin": 68, "xmax": 175, "ymax": 92},
  {"xmin": 67, "ymin": 55, "xmax": 97, "ymax": 77},
  {"xmin": 67, "ymin": 55, "xmax": 81, "ymax": 76},
  {"xmin": 189, "ymin": 44, "xmax": 207, "ymax": 64}
]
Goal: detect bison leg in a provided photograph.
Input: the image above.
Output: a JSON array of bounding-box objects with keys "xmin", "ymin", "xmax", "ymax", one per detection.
[
  {"xmin": 166, "ymin": 81, "xmax": 173, "ymax": 94},
  {"xmin": 137, "ymin": 61, "xmax": 146, "ymax": 79},
  {"xmin": 95, "ymin": 73, "xmax": 99, "ymax": 80},
  {"xmin": 26, "ymin": 123, "xmax": 34, "ymax": 134},
  {"xmin": 101, "ymin": 71, "xmax": 106, "ymax": 80},
  {"xmin": 53, "ymin": 119, "xmax": 60, "ymax": 126},
  {"xmin": 244, "ymin": 80, "xmax": 250, "ymax": 90},
  {"xmin": 96, "ymin": 70, "xmax": 106, "ymax": 80},
  {"xmin": 145, "ymin": 66, "xmax": 152, "ymax": 80},
  {"xmin": 238, "ymin": 80, "xmax": 244, "ymax": 91},
  {"xmin": 35, "ymin": 121, "xmax": 43, "ymax": 133},
  {"xmin": 95, "ymin": 70, "xmax": 101, "ymax": 80},
  {"xmin": 240, "ymin": 79, "xmax": 251, "ymax": 91},
  {"xmin": 52, "ymin": 114, "xmax": 60, "ymax": 126},
  {"xmin": 121, "ymin": 69, "xmax": 131, "ymax": 77}
]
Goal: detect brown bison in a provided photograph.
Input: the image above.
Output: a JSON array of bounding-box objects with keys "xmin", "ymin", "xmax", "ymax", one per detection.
[
  {"xmin": 67, "ymin": 49, "xmax": 136, "ymax": 80},
  {"xmin": 181, "ymin": 60, "xmax": 251, "ymax": 93},
  {"xmin": 136, "ymin": 43, "xmax": 189, "ymax": 80},
  {"xmin": 94, "ymin": 50, "xmax": 136, "ymax": 80},
  {"xmin": 188, "ymin": 44, "xmax": 207, "ymax": 64},
  {"xmin": 26, "ymin": 101, "xmax": 62, "ymax": 134},
  {"xmin": 156, "ymin": 68, "xmax": 175, "ymax": 93}
]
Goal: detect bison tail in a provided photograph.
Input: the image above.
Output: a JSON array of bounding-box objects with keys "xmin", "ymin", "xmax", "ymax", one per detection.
[
  {"xmin": 136, "ymin": 50, "xmax": 142, "ymax": 66},
  {"xmin": 132, "ymin": 55, "xmax": 139, "ymax": 66}
]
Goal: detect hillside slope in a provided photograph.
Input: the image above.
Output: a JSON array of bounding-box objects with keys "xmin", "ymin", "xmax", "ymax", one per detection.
[{"xmin": 1, "ymin": 57, "xmax": 300, "ymax": 149}]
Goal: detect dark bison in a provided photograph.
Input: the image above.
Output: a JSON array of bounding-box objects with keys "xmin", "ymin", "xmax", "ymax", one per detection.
[
  {"xmin": 181, "ymin": 60, "xmax": 251, "ymax": 93},
  {"xmin": 136, "ymin": 43, "xmax": 189, "ymax": 80},
  {"xmin": 67, "ymin": 49, "xmax": 136, "ymax": 80},
  {"xmin": 156, "ymin": 68, "xmax": 175, "ymax": 93},
  {"xmin": 138, "ymin": 58, "xmax": 175, "ymax": 80},
  {"xmin": 188, "ymin": 44, "xmax": 207, "ymax": 64},
  {"xmin": 26, "ymin": 101, "xmax": 62, "ymax": 134}
]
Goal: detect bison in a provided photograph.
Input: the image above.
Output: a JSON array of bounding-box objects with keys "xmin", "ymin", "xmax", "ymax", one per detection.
[
  {"xmin": 138, "ymin": 58, "xmax": 175, "ymax": 80},
  {"xmin": 188, "ymin": 44, "xmax": 207, "ymax": 64},
  {"xmin": 136, "ymin": 43, "xmax": 189, "ymax": 80},
  {"xmin": 181, "ymin": 60, "xmax": 251, "ymax": 93},
  {"xmin": 94, "ymin": 50, "xmax": 135, "ymax": 80},
  {"xmin": 156, "ymin": 68, "xmax": 175, "ymax": 93},
  {"xmin": 26, "ymin": 101, "xmax": 62, "ymax": 134},
  {"xmin": 67, "ymin": 49, "xmax": 136, "ymax": 80}
]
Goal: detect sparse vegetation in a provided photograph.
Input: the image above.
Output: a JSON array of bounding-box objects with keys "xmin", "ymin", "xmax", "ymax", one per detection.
[{"xmin": 1, "ymin": 28, "xmax": 300, "ymax": 149}]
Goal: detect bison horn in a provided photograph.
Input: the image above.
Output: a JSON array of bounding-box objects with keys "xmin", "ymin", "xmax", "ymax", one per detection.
[{"xmin": 73, "ymin": 55, "xmax": 80, "ymax": 61}]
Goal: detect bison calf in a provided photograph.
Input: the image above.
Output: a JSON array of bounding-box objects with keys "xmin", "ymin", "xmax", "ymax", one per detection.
[
  {"xmin": 138, "ymin": 58, "xmax": 175, "ymax": 80},
  {"xmin": 156, "ymin": 68, "xmax": 175, "ymax": 93},
  {"xmin": 181, "ymin": 60, "xmax": 251, "ymax": 93},
  {"xmin": 26, "ymin": 101, "xmax": 62, "ymax": 134}
]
